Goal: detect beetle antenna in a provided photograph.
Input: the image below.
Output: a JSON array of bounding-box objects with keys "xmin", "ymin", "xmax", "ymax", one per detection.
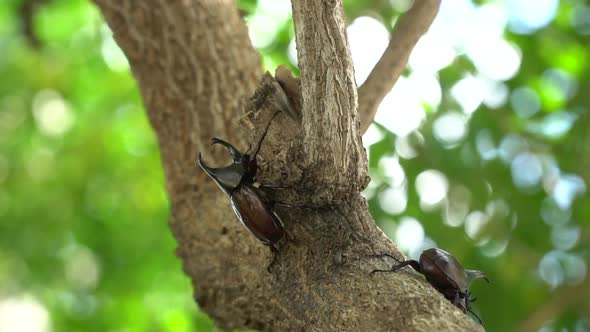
[{"xmin": 252, "ymin": 111, "xmax": 281, "ymax": 159}]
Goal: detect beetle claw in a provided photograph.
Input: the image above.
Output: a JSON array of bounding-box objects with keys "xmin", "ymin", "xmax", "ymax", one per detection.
[
  {"xmin": 267, "ymin": 245, "xmax": 280, "ymax": 273},
  {"xmin": 258, "ymin": 183, "xmax": 292, "ymax": 190},
  {"xmin": 370, "ymin": 269, "xmax": 394, "ymax": 275}
]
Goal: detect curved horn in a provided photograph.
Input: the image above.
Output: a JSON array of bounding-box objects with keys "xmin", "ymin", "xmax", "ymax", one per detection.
[
  {"xmin": 465, "ymin": 269, "xmax": 489, "ymax": 285},
  {"xmin": 211, "ymin": 138, "xmax": 245, "ymax": 162},
  {"xmin": 198, "ymin": 152, "xmax": 243, "ymax": 196}
]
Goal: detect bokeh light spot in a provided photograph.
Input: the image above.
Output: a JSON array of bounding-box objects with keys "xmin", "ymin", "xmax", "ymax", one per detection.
[
  {"xmin": 416, "ymin": 169, "xmax": 448, "ymax": 207},
  {"xmin": 32, "ymin": 90, "xmax": 75, "ymax": 137},
  {"xmin": 465, "ymin": 211, "xmax": 490, "ymax": 240},
  {"xmin": 483, "ymin": 81, "xmax": 509, "ymax": 109},
  {"xmin": 395, "ymin": 132, "xmax": 424, "ymax": 159},
  {"xmin": 498, "ymin": 134, "xmax": 526, "ymax": 163},
  {"xmin": 0, "ymin": 295, "xmax": 51, "ymax": 332},
  {"xmin": 395, "ymin": 217, "xmax": 425, "ymax": 255},
  {"xmin": 443, "ymin": 184, "xmax": 471, "ymax": 227},
  {"xmin": 571, "ymin": 4, "xmax": 590, "ymax": 35},
  {"xmin": 348, "ymin": 16, "xmax": 389, "ymax": 85},
  {"xmin": 540, "ymin": 197, "xmax": 571, "ymax": 226},
  {"xmin": 409, "ymin": 34, "xmax": 457, "ymax": 74},
  {"xmin": 507, "ymin": 0, "xmax": 559, "ymax": 34},
  {"xmin": 450, "ymin": 75, "xmax": 488, "ymax": 114},
  {"xmin": 551, "ymin": 225, "xmax": 580, "ymax": 251},
  {"xmin": 467, "ymin": 39, "xmax": 521, "ymax": 81},
  {"xmin": 510, "ymin": 86, "xmax": 541, "ymax": 118},
  {"xmin": 551, "ymin": 174, "xmax": 586, "ymax": 209},
  {"xmin": 362, "ymin": 124, "xmax": 385, "ymax": 149},
  {"xmin": 511, "ymin": 152, "xmax": 543, "ymax": 189},
  {"xmin": 433, "ymin": 112, "xmax": 468, "ymax": 146},
  {"xmin": 101, "ymin": 25, "xmax": 129, "ymax": 71},
  {"xmin": 475, "ymin": 129, "xmax": 497, "ymax": 160},
  {"xmin": 379, "ymin": 186, "xmax": 408, "ymax": 215},
  {"xmin": 62, "ymin": 245, "xmax": 101, "ymax": 290},
  {"xmin": 525, "ymin": 111, "xmax": 577, "ymax": 140}
]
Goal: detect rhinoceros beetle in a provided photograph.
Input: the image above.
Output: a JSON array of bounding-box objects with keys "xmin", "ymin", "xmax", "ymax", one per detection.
[
  {"xmin": 198, "ymin": 112, "xmax": 285, "ymax": 271},
  {"xmin": 372, "ymin": 248, "xmax": 489, "ymax": 324}
]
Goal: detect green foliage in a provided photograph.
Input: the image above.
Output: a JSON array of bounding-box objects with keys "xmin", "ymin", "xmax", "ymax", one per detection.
[
  {"xmin": 0, "ymin": 0, "xmax": 589, "ymax": 332},
  {"xmin": 0, "ymin": 0, "xmax": 211, "ymax": 331}
]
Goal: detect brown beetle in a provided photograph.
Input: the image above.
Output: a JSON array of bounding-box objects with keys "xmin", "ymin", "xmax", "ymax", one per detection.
[
  {"xmin": 372, "ymin": 248, "xmax": 489, "ymax": 324},
  {"xmin": 198, "ymin": 112, "xmax": 285, "ymax": 271}
]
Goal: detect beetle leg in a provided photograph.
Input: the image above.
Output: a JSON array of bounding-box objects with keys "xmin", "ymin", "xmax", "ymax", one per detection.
[
  {"xmin": 258, "ymin": 183, "xmax": 292, "ymax": 190},
  {"xmin": 370, "ymin": 252, "xmax": 402, "ymax": 263},
  {"xmin": 371, "ymin": 259, "xmax": 421, "ymax": 275},
  {"xmin": 272, "ymin": 200, "xmax": 319, "ymax": 210},
  {"xmin": 451, "ymin": 292, "xmax": 470, "ymax": 314},
  {"xmin": 467, "ymin": 309, "xmax": 483, "ymax": 325},
  {"xmin": 283, "ymin": 228, "xmax": 297, "ymax": 245},
  {"xmin": 267, "ymin": 244, "xmax": 280, "ymax": 273}
]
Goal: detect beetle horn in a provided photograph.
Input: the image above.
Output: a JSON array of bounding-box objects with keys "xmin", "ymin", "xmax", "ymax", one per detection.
[
  {"xmin": 211, "ymin": 138, "xmax": 245, "ymax": 162},
  {"xmin": 198, "ymin": 152, "xmax": 243, "ymax": 196},
  {"xmin": 465, "ymin": 269, "xmax": 489, "ymax": 284},
  {"xmin": 197, "ymin": 153, "xmax": 218, "ymax": 181}
]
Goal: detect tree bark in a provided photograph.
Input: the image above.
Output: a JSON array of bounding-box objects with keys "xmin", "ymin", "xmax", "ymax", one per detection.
[{"xmin": 93, "ymin": 0, "xmax": 483, "ymax": 331}]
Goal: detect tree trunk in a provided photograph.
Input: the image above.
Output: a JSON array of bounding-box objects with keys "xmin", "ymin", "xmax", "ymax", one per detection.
[{"xmin": 92, "ymin": 0, "xmax": 483, "ymax": 331}]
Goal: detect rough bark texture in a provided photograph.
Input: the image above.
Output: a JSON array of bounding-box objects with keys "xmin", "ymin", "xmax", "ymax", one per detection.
[
  {"xmin": 291, "ymin": 0, "xmax": 368, "ymax": 202},
  {"xmin": 93, "ymin": 0, "xmax": 484, "ymax": 331}
]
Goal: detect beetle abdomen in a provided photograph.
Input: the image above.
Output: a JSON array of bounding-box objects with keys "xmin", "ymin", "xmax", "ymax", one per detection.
[
  {"xmin": 230, "ymin": 185, "xmax": 285, "ymax": 245},
  {"xmin": 421, "ymin": 248, "xmax": 468, "ymax": 292}
]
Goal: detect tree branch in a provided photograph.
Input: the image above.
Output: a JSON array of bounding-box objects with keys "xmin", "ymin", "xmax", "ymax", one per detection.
[
  {"xmin": 93, "ymin": 0, "xmax": 262, "ymax": 155},
  {"xmin": 93, "ymin": 0, "xmax": 484, "ymax": 331},
  {"xmin": 519, "ymin": 277, "xmax": 590, "ymax": 332},
  {"xmin": 358, "ymin": 0, "xmax": 441, "ymax": 134},
  {"xmin": 291, "ymin": 0, "xmax": 369, "ymax": 201}
]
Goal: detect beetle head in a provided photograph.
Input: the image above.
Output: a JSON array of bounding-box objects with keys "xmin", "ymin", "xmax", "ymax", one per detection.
[
  {"xmin": 198, "ymin": 138, "xmax": 251, "ymax": 195},
  {"xmin": 198, "ymin": 154, "xmax": 245, "ymax": 195},
  {"xmin": 198, "ymin": 111, "xmax": 280, "ymax": 194}
]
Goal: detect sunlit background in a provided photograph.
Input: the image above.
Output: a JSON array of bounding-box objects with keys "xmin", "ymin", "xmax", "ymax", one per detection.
[{"xmin": 0, "ymin": 0, "xmax": 589, "ymax": 331}]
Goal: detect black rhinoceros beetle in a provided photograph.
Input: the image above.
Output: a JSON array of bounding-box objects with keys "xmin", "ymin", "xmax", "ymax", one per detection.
[
  {"xmin": 372, "ymin": 248, "xmax": 489, "ymax": 324},
  {"xmin": 198, "ymin": 112, "xmax": 285, "ymax": 271}
]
